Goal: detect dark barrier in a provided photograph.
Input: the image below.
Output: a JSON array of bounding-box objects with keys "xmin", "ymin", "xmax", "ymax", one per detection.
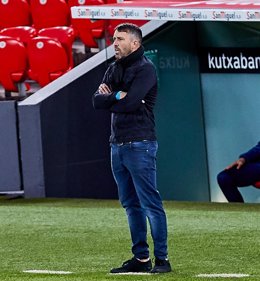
[
  {"xmin": 18, "ymin": 60, "xmax": 118, "ymax": 198},
  {"xmin": 0, "ymin": 101, "xmax": 22, "ymax": 193}
]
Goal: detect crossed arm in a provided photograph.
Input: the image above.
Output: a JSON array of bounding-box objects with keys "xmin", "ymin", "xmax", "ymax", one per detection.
[{"xmin": 98, "ymin": 83, "xmax": 127, "ymax": 99}]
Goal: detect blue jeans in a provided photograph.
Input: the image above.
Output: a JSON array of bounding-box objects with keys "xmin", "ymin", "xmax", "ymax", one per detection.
[{"xmin": 111, "ymin": 140, "xmax": 168, "ymax": 260}]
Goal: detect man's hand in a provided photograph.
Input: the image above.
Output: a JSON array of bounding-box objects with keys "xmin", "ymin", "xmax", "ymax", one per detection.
[
  {"xmin": 118, "ymin": 91, "xmax": 127, "ymax": 99},
  {"xmin": 225, "ymin": 157, "xmax": 246, "ymax": 170},
  {"xmin": 98, "ymin": 83, "xmax": 111, "ymax": 94}
]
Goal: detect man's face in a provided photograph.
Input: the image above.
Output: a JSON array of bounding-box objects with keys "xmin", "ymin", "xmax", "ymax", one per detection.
[{"xmin": 113, "ymin": 30, "xmax": 137, "ymax": 60}]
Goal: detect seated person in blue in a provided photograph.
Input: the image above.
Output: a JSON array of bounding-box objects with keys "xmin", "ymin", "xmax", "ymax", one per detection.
[{"xmin": 217, "ymin": 141, "xmax": 260, "ymax": 202}]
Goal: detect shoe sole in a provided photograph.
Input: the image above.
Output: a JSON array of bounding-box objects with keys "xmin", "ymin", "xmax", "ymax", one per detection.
[{"xmin": 151, "ymin": 270, "xmax": 172, "ymax": 274}]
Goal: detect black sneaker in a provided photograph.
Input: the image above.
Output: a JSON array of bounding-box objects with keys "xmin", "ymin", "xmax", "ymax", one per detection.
[
  {"xmin": 110, "ymin": 257, "xmax": 152, "ymax": 273},
  {"xmin": 151, "ymin": 257, "xmax": 172, "ymax": 273}
]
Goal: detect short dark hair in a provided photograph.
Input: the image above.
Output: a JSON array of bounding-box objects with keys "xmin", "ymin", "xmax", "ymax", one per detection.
[{"xmin": 115, "ymin": 23, "xmax": 142, "ymax": 44}]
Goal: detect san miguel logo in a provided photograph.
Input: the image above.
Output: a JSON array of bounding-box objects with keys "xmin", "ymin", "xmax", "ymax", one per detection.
[
  {"xmin": 111, "ymin": 8, "xmax": 137, "ymax": 18},
  {"xmin": 144, "ymin": 9, "xmax": 173, "ymax": 19},
  {"xmin": 212, "ymin": 11, "xmax": 240, "ymax": 21},
  {"xmin": 247, "ymin": 11, "xmax": 260, "ymax": 20},
  {"xmin": 76, "ymin": 8, "xmax": 104, "ymax": 18},
  {"xmin": 178, "ymin": 11, "xmax": 206, "ymax": 20},
  {"xmin": 200, "ymin": 48, "xmax": 260, "ymax": 73}
]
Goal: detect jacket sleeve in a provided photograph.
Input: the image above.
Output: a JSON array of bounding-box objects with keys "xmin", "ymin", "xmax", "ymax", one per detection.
[
  {"xmin": 110, "ymin": 64, "xmax": 157, "ymax": 113},
  {"xmin": 239, "ymin": 141, "xmax": 260, "ymax": 162},
  {"xmin": 92, "ymin": 91, "xmax": 117, "ymax": 109},
  {"xmin": 92, "ymin": 65, "xmax": 118, "ymax": 109}
]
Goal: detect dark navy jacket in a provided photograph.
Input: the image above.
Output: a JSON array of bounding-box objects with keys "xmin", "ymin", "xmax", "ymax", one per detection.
[
  {"xmin": 240, "ymin": 141, "xmax": 260, "ymax": 162},
  {"xmin": 93, "ymin": 46, "xmax": 158, "ymax": 143}
]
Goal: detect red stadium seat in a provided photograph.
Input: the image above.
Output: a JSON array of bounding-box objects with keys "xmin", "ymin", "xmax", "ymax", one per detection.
[
  {"xmin": 27, "ymin": 36, "xmax": 71, "ymax": 87},
  {"xmin": 38, "ymin": 26, "xmax": 76, "ymax": 68},
  {"xmin": 68, "ymin": 0, "xmax": 106, "ymax": 48},
  {"xmin": 0, "ymin": 36, "xmax": 28, "ymax": 92},
  {"xmin": 0, "ymin": 26, "xmax": 37, "ymax": 46},
  {"xmin": 253, "ymin": 181, "xmax": 260, "ymax": 189},
  {"xmin": 0, "ymin": 0, "xmax": 31, "ymax": 29},
  {"xmin": 30, "ymin": 0, "xmax": 70, "ymax": 30}
]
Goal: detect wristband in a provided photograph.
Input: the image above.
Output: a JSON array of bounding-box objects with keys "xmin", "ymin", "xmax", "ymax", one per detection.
[{"xmin": 115, "ymin": 91, "xmax": 122, "ymax": 100}]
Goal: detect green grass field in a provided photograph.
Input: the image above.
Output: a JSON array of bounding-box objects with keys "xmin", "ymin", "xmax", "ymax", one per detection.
[{"xmin": 0, "ymin": 197, "xmax": 259, "ymax": 281}]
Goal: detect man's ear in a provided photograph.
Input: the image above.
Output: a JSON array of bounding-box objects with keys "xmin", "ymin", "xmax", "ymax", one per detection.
[{"xmin": 132, "ymin": 40, "xmax": 139, "ymax": 50}]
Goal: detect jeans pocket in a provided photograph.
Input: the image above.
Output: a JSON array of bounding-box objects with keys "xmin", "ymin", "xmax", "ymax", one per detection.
[
  {"xmin": 131, "ymin": 141, "xmax": 149, "ymax": 152},
  {"xmin": 131, "ymin": 141, "xmax": 158, "ymax": 156}
]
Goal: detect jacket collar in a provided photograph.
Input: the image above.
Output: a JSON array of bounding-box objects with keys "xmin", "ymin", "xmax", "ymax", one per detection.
[{"xmin": 117, "ymin": 46, "xmax": 144, "ymax": 68}]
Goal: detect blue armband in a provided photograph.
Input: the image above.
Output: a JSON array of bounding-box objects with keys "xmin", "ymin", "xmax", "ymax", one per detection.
[{"xmin": 115, "ymin": 91, "xmax": 122, "ymax": 100}]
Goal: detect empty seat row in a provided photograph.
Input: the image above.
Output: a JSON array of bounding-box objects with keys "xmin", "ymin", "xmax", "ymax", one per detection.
[
  {"xmin": 0, "ymin": 0, "xmax": 101, "ymax": 48},
  {"xmin": 0, "ymin": 0, "xmax": 70, "ymax": 29},
  {"xmin": 0, "ymin": 26, "xmax": 75, "ymax": 92},
  {"xmin": 0, "ymin": 0, "xmax": 137, "ymax": 49}
]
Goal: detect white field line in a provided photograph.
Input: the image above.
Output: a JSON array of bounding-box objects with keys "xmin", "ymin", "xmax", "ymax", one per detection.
[
  {"xmin": 197, "ymin": 273, "xmax": 250, "ymax": 278},
  {"xmin": 23, "ymin": 270, "xmax": 73, "ymax": 275}
]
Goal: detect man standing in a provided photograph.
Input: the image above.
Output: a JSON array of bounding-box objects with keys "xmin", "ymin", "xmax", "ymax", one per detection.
[{"xmin": 93, "ymin": 23, "xmax": 171, "ymax": 274}]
